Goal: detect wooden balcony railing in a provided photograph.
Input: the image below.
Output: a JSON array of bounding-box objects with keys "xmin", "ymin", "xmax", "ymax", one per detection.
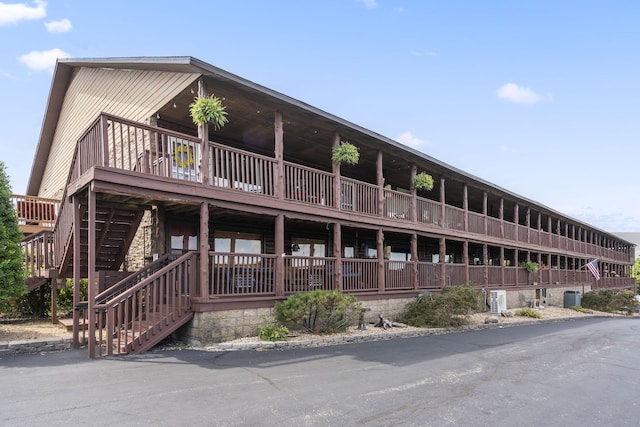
[
  {"xmin": 12, "ymin": 195, "xmax": 59, "ymax": 232},
  {"xmin": 284, "ymin": 162, "xmax": 334, "ymax": 206},
  {"xmin": 60, "ymin": 113, "xmax": 632, "ymax": 269},
  {"xmin": 21, "ymin": 230, "xmax": 55, "ymax": 275},
  {"xmin": 384, "ymin": 189, "xmax": 411, "ymax": 220},
  {"xmin": 209, "ymin": 253, "xmax": 277, "ymax": 296}
]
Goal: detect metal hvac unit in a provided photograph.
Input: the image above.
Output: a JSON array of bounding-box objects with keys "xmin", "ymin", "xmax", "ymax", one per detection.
[{"xmin": 490, "ymin": 290, "xmax": 507, "ymax": 314}]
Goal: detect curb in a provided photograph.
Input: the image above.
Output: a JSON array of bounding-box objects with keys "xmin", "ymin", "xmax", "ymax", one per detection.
[
  {"xmin": 2, "ymin": 314, "xmax": 628, "ymax": 356},
  {"xmin": 0, "ymin": 337, "xmax": 73, "ymax": 356},
  {"xmin": 202, "ymin": 314, "xmax": 622, "ymax": 353}
]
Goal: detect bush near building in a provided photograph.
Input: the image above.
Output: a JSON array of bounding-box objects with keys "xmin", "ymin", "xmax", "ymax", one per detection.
[
  {"xmin": 275, "ymin": 289, "xmax": 362, "ymax": 334},
  {"xmin": 398, "ymin": 285, "xmax": 482, "ymax": 328},
  {"xmin": 581, "ymin": 289, "xmax": 638, "ymax": 315}
]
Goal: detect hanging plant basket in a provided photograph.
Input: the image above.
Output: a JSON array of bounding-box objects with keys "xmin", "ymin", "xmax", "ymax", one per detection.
[
  {"xmin": 413, "ymin": 172, "xmax": 434, "ymax": 191},
  {"xmin": 519, "ymin": 261, "xmax": 539, "ymax": 273},
  {"xmin": 331, "ymin": 141, "xmax": 360, "ymax": 165},
  {"xmin": 189, "ymin": 94, "xmax": 229, "ymax": 129}
]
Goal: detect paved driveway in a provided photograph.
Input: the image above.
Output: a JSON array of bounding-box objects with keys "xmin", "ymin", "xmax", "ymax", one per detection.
[{"xmin": 2, "ymin": 317, "xmax": 640, "ymax": 426}]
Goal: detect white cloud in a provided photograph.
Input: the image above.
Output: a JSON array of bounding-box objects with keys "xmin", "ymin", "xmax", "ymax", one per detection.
[
  {"xmin": 18, "ymin": 48, "xmax": 70, "ymax": 73},
  {"xmin": 497, "ymin": 83, "xmax": 551, "ymax": 105},
  {"xmin": 358, "ymin": 0, "xmax": 378, "ymax": 9},
  {"xmin": 45, "ymin": 17, "xmax": 71, "ymax": 33},
  {"xmin": 0, "ymin": 0, "xmax": 46, "ymax": 26},
  {"xmin": 396, "ymin": 131, "xmax": 430, "ymax": 152}
]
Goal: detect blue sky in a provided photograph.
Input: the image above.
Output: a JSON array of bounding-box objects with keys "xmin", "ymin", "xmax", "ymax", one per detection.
[{"xmin": 1, "ymin": 0, "xmax": 638, "ymax": 232}]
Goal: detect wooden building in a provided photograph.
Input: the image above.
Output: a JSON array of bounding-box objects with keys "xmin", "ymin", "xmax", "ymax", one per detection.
[{"xmin": 17, "ymin": 57, "xmax": 635, "ymax": 357}]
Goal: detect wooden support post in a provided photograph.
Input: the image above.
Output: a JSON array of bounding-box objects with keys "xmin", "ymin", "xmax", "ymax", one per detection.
[
  {"xmin": 411, "ymin": 233, "xmax": 418, "ymax": 290},
  {"xmin": 72, "ymin": 195, "xmax": 80, "ymax": 349},
  {"xmin": 410, "ymin": 165, "xmax": 417, "ymax": 222},
  {"xmin": 377, "ymin": 150, "xmax": 384, "ymax": 217},
  {"xmin": 199, "ymin": 202, "xmax": 209, "ymax": 298},
  {"xmin": 333, "ymin": 223, "xmax": 342, "ymax": 291},
  {"xmin": 51, "ymin": 279, "xmax": 57, "ymax": 324},
  {"xmin": 483, "ymin": 191, "xmax": 488, "ymax": 236},
  {"xmin": 274, "ymin": 112, "xmax": 284, "ymax": 200},
  {"xmin": 377, "ymin": 228, "xmax": 385, "ymax": 293},
  {"xmin": 274, "ymin": 214, "xmax": 285, "ymax": 297},
  {"xmin": 514, "ymin": 203, "xmax": 519, "ymax": 242},
  {"xmin": 440, "ymin": 177, "xmax": 446, "ymax": 228},
  {"xmin": 87, "ymin": 188, "xmax": 96, "ymax": 358},
  {"xmin": 198, "ymin": 80, "xmax": 210, "ymax": 185},
  {"xmin": 439, "ymin": 237, "xmax": 446, "ymax": 287},
  {"xmin": 463, "ymin": 241, "xmax": 469, "ymax": 285},
  {"xmin": 332, "ymin": 133, "xmax": 341, "ymax": 209},
  {"xmin": 499, "ymin": 198, "xmax": 504, "ymax": 238},
  {"xmin": 500, "ymin": 247, "xmax": 505, "ymax": 286},
  {"xmin": 463, "ymin": 183, "xmax": 468, "ymax": 232},
  {"xmin": 483, "ymin": 244, "xmax": 489, "ymax": 287}
]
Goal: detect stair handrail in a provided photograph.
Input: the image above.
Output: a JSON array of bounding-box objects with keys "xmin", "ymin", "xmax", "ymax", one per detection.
[
  {"xmin": 52, "ymin": 115, "xmax": 106, "ymax": 270},
  {"xmin": 95, "ymin": 253, "xmax": 179, "ymax": 304},
  {"xmin": 93, "ymin": 251, "xmax": 196, "ymax": 356},
  {"xmin": 94, "ymin": 251, "xmax": 196, "ymax": 309},
  {"xmin": 20, "ymin": 230, "xmax": 55, "ymax": 275}
]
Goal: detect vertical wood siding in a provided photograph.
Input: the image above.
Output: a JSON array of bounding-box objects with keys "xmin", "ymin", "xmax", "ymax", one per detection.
[{"xmin": 38, "ymin": 67, "xmax": 199, "ymax": 198}]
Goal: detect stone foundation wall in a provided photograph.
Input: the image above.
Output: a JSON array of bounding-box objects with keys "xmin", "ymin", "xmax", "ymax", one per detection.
[
  {"xmin": 126, "ymin": 211, "xmax": 152, "ymax": 271},
  {"xmin": 180, "ymin": 307, "xmax": 276, "ymax": 347},
  {"xmin": 180, "ymin": 297, "xmax": 416, "ymax": 347},
  {"xmin": 180, "ymin": 286, "xmax": 595, "ymax": 347},
  {"xmin": 0, "ymin": 337, "xmax": 73, "ymax": 356},
  {"xmin": 503, "ymin": 285, "xmax": 592, "ymax": 309}
]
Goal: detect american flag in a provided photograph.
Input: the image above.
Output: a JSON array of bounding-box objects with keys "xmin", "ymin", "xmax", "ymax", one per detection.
[{"xmin": 586, "ymin": 259, "xmax": 600, "ymax": 280}]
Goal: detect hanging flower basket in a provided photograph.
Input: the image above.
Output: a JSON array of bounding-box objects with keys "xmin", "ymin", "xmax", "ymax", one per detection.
[
  {"xmin": 331, "ymin": 141, "xmax": 360, "ymax": 165},
  {"xmin": 519, "ymin": 261, "xmax": 539, "ymax": 273},
  {"xmin": 413, "ymin": 172, "xmax": 434, "ymax": 191},
  {"xmin": 189, "ymin": 94, "xmax": 229, "ymax": 129}
]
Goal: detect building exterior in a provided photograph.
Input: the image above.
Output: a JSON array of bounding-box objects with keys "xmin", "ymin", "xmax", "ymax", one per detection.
[{"xmin": 18, "ymin": 57, "xmax": 635, "ymax": 357}]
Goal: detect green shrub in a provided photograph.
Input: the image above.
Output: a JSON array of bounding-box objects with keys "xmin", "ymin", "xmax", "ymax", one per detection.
[
  {"xmin": 259, "ymin": 319, "xmax": 290, "ymax": 341},
  {"xmin": 275, "ymin": 289, "xmax": 362, "ymax": 334},
  {"xmin": 582, "ymin": 289, "xmax": 637, "ymax": 315},
  {"xmin": 518, "ymin": 261, "xmax": 539, "ymax": 273},
  {"xmin": 514, "ymin": 307, "xmax": 543, "ymax": 319},
  {"xmin": 398, "ymin": 285, "xmax": 481, "ymax": 328},
  {"xmin": 7, "ymin": 282, "xmax": 51, "ymax": 318},
  {"xmin": 570, "ymin": 305, "xmax": 590, "ymax": 313},
  {"xmin": 57, "ymin": 278, "xmax": 88, "ymax": 312}
]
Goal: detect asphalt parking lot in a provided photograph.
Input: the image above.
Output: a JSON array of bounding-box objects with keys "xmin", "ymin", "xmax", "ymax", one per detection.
[{"xmin": 2, "ymin": 317, "xmax": 640, "ymax": 426}]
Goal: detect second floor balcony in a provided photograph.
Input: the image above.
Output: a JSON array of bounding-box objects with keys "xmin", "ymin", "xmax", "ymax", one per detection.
[{"xmin": 44, "ymin": 113, "xmax": 632, "ymax": 264}]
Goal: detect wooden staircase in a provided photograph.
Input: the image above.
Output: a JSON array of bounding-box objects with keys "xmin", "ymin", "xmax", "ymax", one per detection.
[
  {"xmin": 93, "ymin": 252, "xmax": 195, "ymax": 357},
  {"xmin": 57, "ymin": 203, "xmax": 145, "ymax": 279}
]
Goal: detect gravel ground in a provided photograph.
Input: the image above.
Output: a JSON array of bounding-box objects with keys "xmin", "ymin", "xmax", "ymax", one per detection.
[{"xmin": 209, "ymin": 305, "xmax": 628, "ymax": 350}]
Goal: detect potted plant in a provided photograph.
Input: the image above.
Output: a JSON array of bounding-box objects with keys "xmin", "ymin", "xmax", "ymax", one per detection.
[
  {"xmin": 413, "ymin": 171, "xmax": 434, "ymax": 191},
  {"xmin": 519, "ymin": 261, "xmax": 539, "ymax": 273},
  {"xmin": 189, "ymin": 94, "xmax": 229, "ymax": 129},
  {"xmin": 331, "ymin": 141, "xmax": 360, "ymax": 165}
]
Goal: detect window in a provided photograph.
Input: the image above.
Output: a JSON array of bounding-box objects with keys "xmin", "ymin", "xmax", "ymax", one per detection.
[
  {"xmin": 214, "ymin": 232, "xmax": 262, "ymax": 265},
  {"xmin": 170, "ymin": 224, "xmax": 198, "ymax": 254},
  {"xmin": 291, "ymin": 238, "xmax": 326, "ymax": 266}
]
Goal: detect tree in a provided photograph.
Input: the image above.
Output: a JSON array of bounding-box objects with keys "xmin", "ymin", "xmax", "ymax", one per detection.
[
  {"xmin": 633, "ymin": 257, "xmax": 640, "ymax": 293},
  {"xmin": 0, "ymin": 160, "xmax": 26, "ymax": 311}
]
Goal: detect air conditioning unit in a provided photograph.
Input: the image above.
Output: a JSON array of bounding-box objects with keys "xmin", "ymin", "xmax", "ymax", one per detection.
[{"xmin": 490, "ymin": 290, "xmax": 507, "ymax": 314}]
